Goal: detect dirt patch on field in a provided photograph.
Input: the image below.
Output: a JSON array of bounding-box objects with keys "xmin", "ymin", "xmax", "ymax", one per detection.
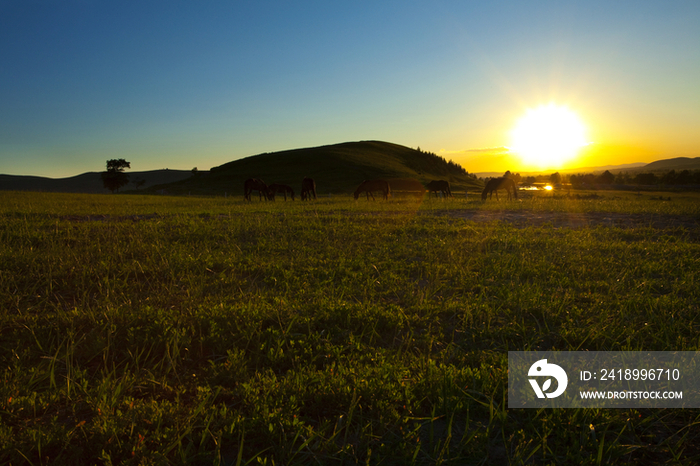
[{"xmin": 432, "ymin": 210, "xmax": 700, "ymax": 230}]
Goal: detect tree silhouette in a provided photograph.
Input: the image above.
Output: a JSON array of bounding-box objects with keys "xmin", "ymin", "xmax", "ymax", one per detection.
[
  {"xmin": 634, "ymin": 173, "xmax": 657, "ymax": 185},
  {"xmin": 505, "ymin": 171, "xmax": 522, "ymax": 183},
  {"xmin": 598, "ymin": 170, "xmax": 615, "ymax": 185},
  {"xmin": 614, "ymin": 172, "xmax": 629, "ymax": 185},
  {"xmin": 101, "ymin": 159, "xmax": 131, "ymax": 193}
]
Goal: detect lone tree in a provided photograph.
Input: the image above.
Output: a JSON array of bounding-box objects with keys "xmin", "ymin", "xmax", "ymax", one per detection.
[{"xmin": 101, "ymin": 159, "xmax": 131, "ymax": 193}]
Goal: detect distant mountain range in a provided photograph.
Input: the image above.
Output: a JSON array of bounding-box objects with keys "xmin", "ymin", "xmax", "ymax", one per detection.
[
  {"xmin": 1, "ymin": 142, "xmax": 698, "ymax": 194},
  {"xmin": 474, "ymin": 162, "xmax": 649, "ymax": 179},
  {"xmin": 475, "ymin": 157, "xmax": 700, "ymax": 178},
  {"xmin": 0, "ymin": 170, "xmax": 194, "ymax": 194}
]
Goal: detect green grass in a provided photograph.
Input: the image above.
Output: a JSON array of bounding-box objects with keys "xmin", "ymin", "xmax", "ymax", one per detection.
[{"xmin": 1, "ymin": 190, "xmax": 700, "ymax": 464}]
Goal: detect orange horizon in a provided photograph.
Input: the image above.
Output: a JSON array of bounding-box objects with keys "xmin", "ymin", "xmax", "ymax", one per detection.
[{"xmin": 446, "ymin": 143, "xmax": 678, "ymax": 174}]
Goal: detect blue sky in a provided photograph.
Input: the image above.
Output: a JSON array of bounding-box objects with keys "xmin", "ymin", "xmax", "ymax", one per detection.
[{"xmin": 2, "ymin": 0, "xmax": 699, "ymax": 177}]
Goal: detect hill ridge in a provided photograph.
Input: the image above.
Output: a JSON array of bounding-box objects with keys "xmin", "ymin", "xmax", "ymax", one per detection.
[
  {"xmin": 643, "ymin": 157, "xmax": 700, "ymax": 172},
  {"xmin": 4, "ymin": 142, "xmax": 698, "ymax": 194},
  {"xmin": 161, "ymin": 140, "xmax": 481, "ymax": 195},
  {"xmin": 0, "ymin": 169, "xmax": 194, "ymax": 194}
]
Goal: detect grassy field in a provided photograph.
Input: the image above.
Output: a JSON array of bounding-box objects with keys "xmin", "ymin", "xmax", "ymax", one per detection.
[{"xmin": 1, "ymin": 190, "xmax": 700, "ymax": 465}]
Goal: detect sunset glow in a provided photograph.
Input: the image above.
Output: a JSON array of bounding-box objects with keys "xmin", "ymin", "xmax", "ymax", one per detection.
[
  {"xmin": 1, "ymin": 2, "xmax": 698, "ymax": 178},
  {"xmin": 510, "ymin": 104, "xmax": 589, "ymax": 170}
]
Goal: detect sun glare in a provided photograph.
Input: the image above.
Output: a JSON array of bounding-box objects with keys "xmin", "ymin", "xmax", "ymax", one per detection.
[{"xmin": 510, "ymin": 104, "xmax": 588, "ymax": 169}]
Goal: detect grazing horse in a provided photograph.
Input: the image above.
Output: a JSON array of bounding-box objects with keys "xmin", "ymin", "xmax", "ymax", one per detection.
[
  {"xmin": 426, "ymin": 180, "xmax": 453, "ymax": 198},
  {"xmin": 481, "ymin": 177, "xmax": 518, "ymax": 201},
  {"xmin": 354, "ymin": 179, "xmax": 391, "ymax": 200},
  {"xmin": 300, "ymin": 177, "xmax": 317, "ymax": 200},
  {"xmin": 267, "ymin": 183, "xmax": 295, "ymax": 201},
  {"xmin": 244, "ymin": 178, "xmax": 269, "ymax": 201}
]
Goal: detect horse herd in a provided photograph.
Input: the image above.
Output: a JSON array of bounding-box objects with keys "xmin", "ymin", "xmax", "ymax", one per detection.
[
  {"xmin": 244, "ymin": 177, "xmax": 317, "ymax": 201},
  {"xmin": 242, "ymin": 176, "xmax": 518, "ymax": 201}
]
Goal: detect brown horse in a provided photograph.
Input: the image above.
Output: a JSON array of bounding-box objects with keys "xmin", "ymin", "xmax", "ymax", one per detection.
[
  {"xmin": 481, "ymin": 177, "xmax": 518, "ymax": 200},
  {"xmin": 354, "ymin": 179, "xmax": 391, "ymax": 200},
  {"xmin": 300, "ymin": 177, "xmax": 316, "ymax": 200},
  {"xmin": 244, "ymin": 178, "xmax": 269, "ymax": 201},
  {"xmin": 267, "ymin": 184, "xmax": 295, "ymax": 201},
  {"xmin": 426, "ymin": 180, "xmax": 453, "ymax": 198}
]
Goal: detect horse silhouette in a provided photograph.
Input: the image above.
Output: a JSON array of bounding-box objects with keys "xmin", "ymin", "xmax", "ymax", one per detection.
[
  {"xmin": 354, "ymin": 179, "xmax": 391, "ymax": 200},
  {"xmin": 244, "ymin": 178, "xmax": 269, "ymax": 201},
  {"xmin": 426, "ymin": 180, "xmax": 453, "ymax": 198},
  {"xmin": 300, "ymin": 177, "xmax": 317, "ymax": 200},
  {"xmin": 267, "ymin": 184, "xmax": 295, "ymax": 201},
  {"xmin": 481, "ymin": 177, "xmax": 518, "ymax": 200}
]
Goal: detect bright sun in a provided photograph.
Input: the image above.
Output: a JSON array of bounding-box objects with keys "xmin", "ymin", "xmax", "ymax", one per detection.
[{"xmin": 510, "ymin": 103, "xmax": 588, "ymax": 169}]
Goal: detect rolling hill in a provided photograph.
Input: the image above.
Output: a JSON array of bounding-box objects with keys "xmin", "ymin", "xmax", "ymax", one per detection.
[
  {"xmin": 0, "ymin": 170, "xmax": 194, "ymax": 194},
  {"xmin": 145, "ymin": 141, "xmax": 483, "ymax": 196},
  {"xmin": 641, "ymin": 157, "xmax": 700, "ymax": 172},
  {"xmin": 5, "ymin": 142, "xmax": 696, "ymax": 195}
]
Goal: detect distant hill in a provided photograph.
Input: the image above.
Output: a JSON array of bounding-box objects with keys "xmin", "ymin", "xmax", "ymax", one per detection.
[
  {"xmin": 475, "ymin": 163, "xmax": 647, "ymax": 178},
  {"xmin": 0, "ymin": 170, "xmax": 195, "ymax": 194},
  {"xmin": 642, "ymin": 157, "xmax": 700, "ymax": 172},
  {"xmin": 146, "ymin": 141, "xmax": 483, "ymax": 196},
  {"xmin": 12, "ymin": 143, "xmax": 692, "ymax": 195},
  {"xmin": 473, "ymin": 157, "xmax": 700, "ymax": 178},
  {"xmin": 561, "ymin": 162, "xmax": 648, "ymax": 174}
]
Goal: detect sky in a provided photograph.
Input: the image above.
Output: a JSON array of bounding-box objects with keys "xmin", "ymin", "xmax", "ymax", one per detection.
[{"xmin": 1, "ymin": 0, "xmax": 699, "ymax": 178}]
